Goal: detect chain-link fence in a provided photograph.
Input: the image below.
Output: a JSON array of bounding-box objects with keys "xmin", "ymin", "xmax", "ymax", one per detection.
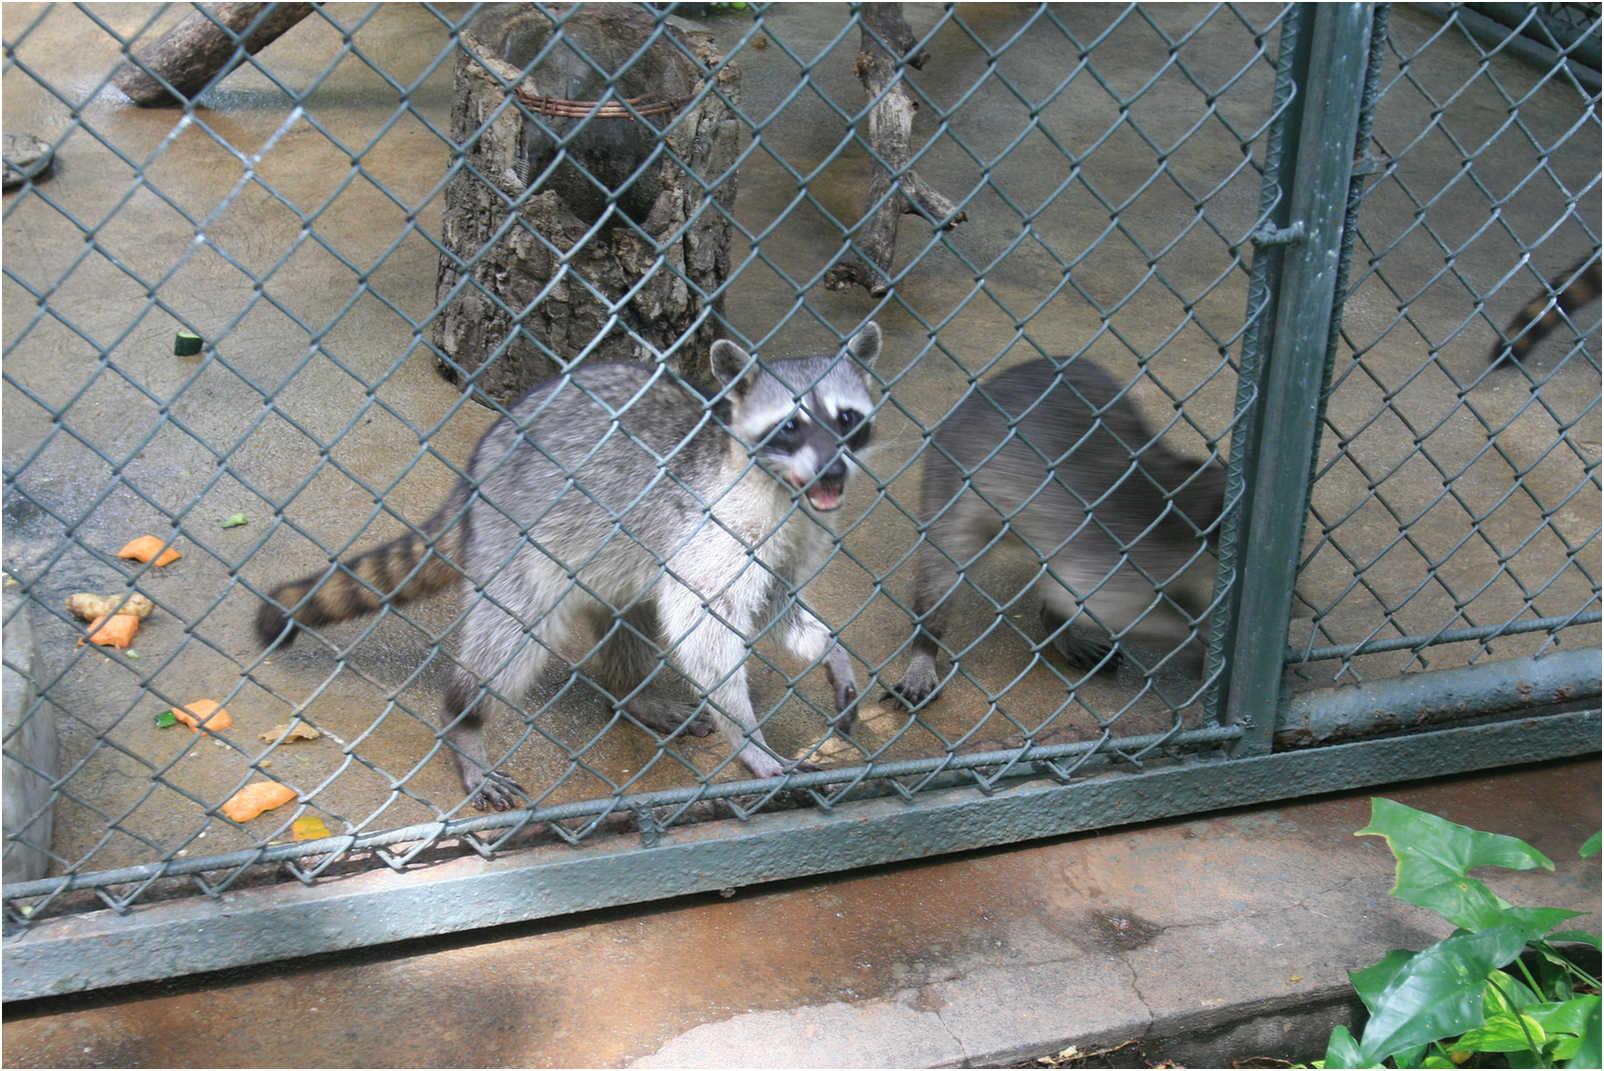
[{"xmin": 2, "ymin": 2, "xmax": 1598, "ymax": 997}]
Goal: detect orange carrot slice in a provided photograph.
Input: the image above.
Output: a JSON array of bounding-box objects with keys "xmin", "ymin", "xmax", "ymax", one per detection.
[
  {"xmin": 117, "ymin": 536, "xmax": 181, "ymax": 567},
  {"xmin": 221, "ymin": 781, "xmax": 296, "ymax": 822},
  {"xmin": 77, "ymin": 613, "xmax": 140, "ymax": 649},
  {"xmin": 173, "ymin": 699, "xmax": 234, "ymax": 734}
]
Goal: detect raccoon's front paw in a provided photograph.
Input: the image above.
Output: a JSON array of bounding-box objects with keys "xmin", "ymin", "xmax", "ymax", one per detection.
[
  {"xmin": 882, "ymin": 658, "xmax": 940, "ymax": 710},
  {"xmin": 469, "ymin": 772, "xmax": 526, "ymax": 812}
]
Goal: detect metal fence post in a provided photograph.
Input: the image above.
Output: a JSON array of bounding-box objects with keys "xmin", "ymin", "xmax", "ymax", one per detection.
[{"xmin": 1215, "ymin": 3, "xmax": 1378, "ymax": 755}]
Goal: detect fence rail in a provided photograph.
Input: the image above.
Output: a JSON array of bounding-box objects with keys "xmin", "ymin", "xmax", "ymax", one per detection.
[{"xmin": 3, "ymin": 0, "xmax": 1598, "ymax": 997}]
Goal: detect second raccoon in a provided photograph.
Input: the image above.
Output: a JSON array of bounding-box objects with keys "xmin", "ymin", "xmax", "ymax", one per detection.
[{"xmin": 889, "ymin": 357, "xmax": 1225, "ymax": 708}]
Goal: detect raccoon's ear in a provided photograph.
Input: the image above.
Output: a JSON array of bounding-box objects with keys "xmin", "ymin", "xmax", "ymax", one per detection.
[
  {"xmin": 710, "ymin": 339, "xmax": 754, "ymax": 393},
  {"xmin": 845, "ymin": 322, "xmax": 882, "ymax": 369}
]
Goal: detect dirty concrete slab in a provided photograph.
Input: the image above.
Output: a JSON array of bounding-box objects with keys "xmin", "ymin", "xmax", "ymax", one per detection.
[
  {"xmin": 4, "ymin": 760, "xmax": 1598, "ymax": 1068},
  {"xmin": 1, "ymin": 2, "xmax": 1597, "ymax": 889}
]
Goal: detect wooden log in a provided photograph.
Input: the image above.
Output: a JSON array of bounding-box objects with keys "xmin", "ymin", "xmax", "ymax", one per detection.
[
  {"xmin": 112, "ymin": 3, "xmax": 314, "ymax": 107},
  {"xmin": 433, "ymin": 5, "xmax": 743, "ymax": 405},
  {"xmin": 825, "ymin": 3, "xmax": 966, "ymax": 297}
]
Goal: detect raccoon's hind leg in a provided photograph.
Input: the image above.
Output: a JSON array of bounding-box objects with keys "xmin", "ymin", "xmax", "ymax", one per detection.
[
  {"xmin": 1038, "ymin": 604, "xmax": 1114, "ymax": 671},
  {"xmin": 586, "ymin": 602, "xmax": 713, "ymax": 740},
  {"xmin": 441, "ymin": 592, "xmax": 573, "ymax": 811}
]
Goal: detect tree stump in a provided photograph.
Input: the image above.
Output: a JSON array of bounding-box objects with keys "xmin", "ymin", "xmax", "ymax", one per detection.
[{"xmin": 434, "ymin": 5, "xmax": 743, "ymax": 406}]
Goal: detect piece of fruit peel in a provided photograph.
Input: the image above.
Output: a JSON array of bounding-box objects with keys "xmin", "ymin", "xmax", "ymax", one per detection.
[
  {"xmin": 259, "ymin": 723, "xmax": 319, "ymax": 743},
  {"xmin": 117, "ymin": 536, "xmax": 181, "ymax": 567},
  {"xmin": 220, "ymin": 781, "xmax": 296, "ymax": 822},
  {"xmin": 173, "ymin": 699, "xmax": 233, "ymax": 733},
  {"xmin": 67, "ymin": 592, "xmax": 154, "ymax": 620},
  {"xmin": 78, "ymin": 613, "xmax": 139, "ymax": 649},
  {"xmin": 292, "ymin": 816, "xmax": 332, "ymax": 841}
]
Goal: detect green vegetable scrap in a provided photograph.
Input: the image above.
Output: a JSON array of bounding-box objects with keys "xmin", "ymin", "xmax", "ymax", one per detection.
[
  {"xmin": 154, "ymin": 710, "xmax": 177, "ymax": 728},
  {"xmin": 221, "ymin": 513, "xmax": 248, "ymax": 529}
]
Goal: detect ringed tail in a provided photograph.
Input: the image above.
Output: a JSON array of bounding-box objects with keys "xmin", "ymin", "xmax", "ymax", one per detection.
[
  {"xmin": 1491, "ymin": 257, "xmax": 1601, "ymax": 366},
  {"xmin": 255, "ymin": 482, "xmax": 469, "ymax": 647}
]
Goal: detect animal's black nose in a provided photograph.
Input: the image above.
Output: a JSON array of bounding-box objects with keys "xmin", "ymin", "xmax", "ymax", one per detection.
[{"xmin": 822, "ymin": 458, "xmax": 847, "ymax": 484}]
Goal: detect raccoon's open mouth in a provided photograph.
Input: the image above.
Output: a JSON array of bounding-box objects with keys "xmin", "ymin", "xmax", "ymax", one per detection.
[{"xmin": 804, "ymin": 483, "xmax": 844, "ymax": 511}]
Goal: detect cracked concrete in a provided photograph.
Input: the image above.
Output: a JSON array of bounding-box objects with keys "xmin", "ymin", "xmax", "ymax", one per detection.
[{"xmin": 5, "ymin": 761, "xmax": 1598, "ymax": 1069}]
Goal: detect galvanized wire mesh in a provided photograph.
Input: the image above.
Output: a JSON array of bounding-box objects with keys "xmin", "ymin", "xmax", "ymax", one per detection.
[
  {"xmin": 1293, "ymin": 4, "xmax": 1602, "ymax": 681},
  {"xmin": 1, "ymin": 1, "xmax": 1596, "ymax": 936}
]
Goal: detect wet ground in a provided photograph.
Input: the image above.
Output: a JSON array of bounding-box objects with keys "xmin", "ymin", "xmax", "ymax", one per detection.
[{"xmin": 1, "ymin": 4, "xmax": 1597, "ymax": 880}]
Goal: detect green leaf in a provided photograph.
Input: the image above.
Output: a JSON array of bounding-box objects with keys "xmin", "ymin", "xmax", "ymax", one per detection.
[
  {"xmin": 1418, "ymin": 1057, "xmax": 1454, "ymax": 1068},
  {"xmin": 1389, "ymin": 854, "xmax": 1509, "ymax": 931},
  {"xmin": 1454, "ymin": 1010, "xmax": 1546, "ymax": 1054},
  {"xmin": 1356, "ymin": 925, "xmax": 1531, "ymax": 1064},
  {"xmin": 154, "ymin": 710, "xmax": 177, "ymax": 728},
  {"xmin": 1351, "ymin": 949, "xmax": 1417, "ymax": 1015},
  {"xmin": 1361, "ymin": 799, "xmax": 1555, "ymax": 873},
  {"xmin": 1358, "ymin": 799, "xmax": 1555, "ymax": 931},
  {"xmin": 1547, "ymin": 930, "xmax": 1602, "ymax": 951},
  {"xmin": 1389, "ymin": 1043, "xmax": 1427, "ymax": 1068},
  {"xmin": 1580, "ymin": 831, "xmax": 1600, "ymax": 859},
  {"xmin": 1322, "ymin": 1025, "xmax": 1377, "ymax": 1068},
  {"xmin": 1500, "ymin": 906, "xmax": 1584, "ymax": 943},
  {"xmin": 221, "ymin": 512, "xmax": 248, "ymax": 528},
  {"xmin": 1528, "ymin": 997, "xmax": 1598, "ymax": 1041},
  {"xmin": 1485, "ymin": 969, "xmax": 1541, "ymax": 1013},
  {"xmin": 1561, "ymin": 998, "xmax": 1600, "ymax": 1068}
]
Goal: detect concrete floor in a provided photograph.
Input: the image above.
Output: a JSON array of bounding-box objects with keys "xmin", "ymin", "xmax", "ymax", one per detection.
[
  {"xmin": 1, "ymin": 4, "xmax": 1598, "ymax": 881},
  {"xmin": 4, "ymin": 760, "xmax": 1599, "ymax": 1068}
]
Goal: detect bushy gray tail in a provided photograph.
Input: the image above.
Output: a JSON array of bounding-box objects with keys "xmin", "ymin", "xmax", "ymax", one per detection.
[{"xmin": 255, "ymin": 482, "xmax": 469, "ymax": 647}]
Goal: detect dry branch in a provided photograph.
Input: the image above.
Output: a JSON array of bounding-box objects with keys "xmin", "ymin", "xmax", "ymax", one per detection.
[
  {"xmin": 825, "ymin": 3, "xmax": 966, "ymax": 297},
  {"xmin": 112, "ymin": 3, "xmax": 314, "ymax": 107}
]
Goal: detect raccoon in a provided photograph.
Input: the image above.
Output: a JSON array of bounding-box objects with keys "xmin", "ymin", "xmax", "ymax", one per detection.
[
  {"xmin": 257, "ymin": 326, "xmax": 883, "ymax": 810},
  {"xmin": 1490, "ymin": 257, "xmax": 1601, "ymax": 366},
  {"xmin": 888, "ymin": 357, "xmax": 1225, "ymax": 709}
]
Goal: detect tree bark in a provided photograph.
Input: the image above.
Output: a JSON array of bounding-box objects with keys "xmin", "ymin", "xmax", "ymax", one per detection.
[
  {"xmin": 433, "ymin": 5, "xmax": 743, "ymax": 406},
  {"xmin": 825, "ymin": 3, "xmax": 965, "ymax": 297},
  {"xmin": 112, "ymin": 3, "xmax": 314, "ymax": 107}
]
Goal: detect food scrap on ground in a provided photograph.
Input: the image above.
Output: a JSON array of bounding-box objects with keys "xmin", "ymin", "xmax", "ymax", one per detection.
[
  {"xmin": 220, "ymin": 781, "xmax": 296, "ymax": 822},
  {"xmin": 258, "ymin": 723, "xmax": 319, "ymax": 744},
  {"xmin": 172, "ymin": 699, "xmax": 234, "ymax": 733},
  {"xmin": 220, "ymin": 513, "xmax": 248, "ymax": 529},
  {"xmin": 154, "ymin": 710, "xmax": 178, "ymax": 729},
  {"xmin": 116, "ymin": 536, "xmax": 181, "ymax": 567},
  {"xmin": 66, "ymin": 592, "xmax": 154, "ymax": 620},
  {"xmin": 292, "ymin": 816, "xmax": 332, "ymax": 841},
  {"xmin": 77, "ymin": 613, "xmax": 139, "ymax": 649}
]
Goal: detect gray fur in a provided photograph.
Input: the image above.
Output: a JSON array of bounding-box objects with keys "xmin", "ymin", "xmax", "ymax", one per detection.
[
  {"xmin": 265, "ymin": 326, "xmax": 882, "ymax": 811},
  {"xmin": 889, "ymin": 357, "xmax": 1224, "ymax": 708}
]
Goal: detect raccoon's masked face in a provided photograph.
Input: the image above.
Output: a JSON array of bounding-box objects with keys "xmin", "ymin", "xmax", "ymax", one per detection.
[{"xmin": 710, "ymin": 324, "xmax": 881, "ymax": 513}]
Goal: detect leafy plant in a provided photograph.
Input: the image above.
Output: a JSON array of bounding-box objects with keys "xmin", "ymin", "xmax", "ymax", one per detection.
[{"xmin": 1317, "ymin": 799, "xmax": 1600, "ymax": 1069}]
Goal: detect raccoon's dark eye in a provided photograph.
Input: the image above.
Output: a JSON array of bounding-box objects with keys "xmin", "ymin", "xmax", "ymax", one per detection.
[
  {"xmin": 837, "ymin": 409, "xmax": 861, "ymax": 432},
  {"xmin": 781, "ymin": 419, "xmax": 799, "ymax": 435}
]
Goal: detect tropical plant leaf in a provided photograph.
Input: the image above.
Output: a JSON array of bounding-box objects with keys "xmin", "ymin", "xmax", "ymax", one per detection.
[
  {"xmin": 1350, "ymin": 949, "xmax": 1416, "ymax": 1016},
  {"xmin": 1360, "ymin": 799, "xmax": 1555, "ymax": 873},
  {"xmin": 1580, "ymin": 831, "xmax": 1600, "ymax": 859},
  {"xmin": 1499, "ymin": 906, "xmax": 1584, "ymax": 943},
  {"xmin": 1358, "ymin": 800, "xmax": 1555, "ymax": 931},
  {"xmin": 1321, "ymin": 1025, "xmax": 1376, "ymax": 1069},
  {"xmin": 1454, "ymin": 1010, "xmax": 1547, "ymax": 1054},
  {"xmin": 1356, "ymin": 924, "xmax": 1530, "ymax": 1064},
  {"xmin": 1548, "ymin": 930, "xmax": 1602, "ymax": 951},
  {"xmin": 1561, "ymin": 997, "xmax": 1600, "ymax": 1068}
]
